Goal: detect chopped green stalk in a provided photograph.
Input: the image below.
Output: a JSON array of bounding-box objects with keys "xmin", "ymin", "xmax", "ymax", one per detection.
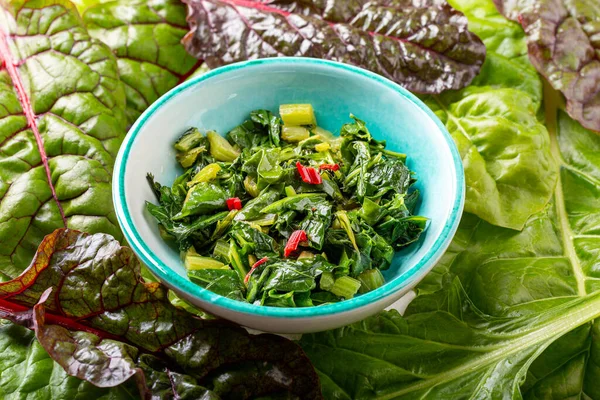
[
  {"xmin": 298, "ymin": 251, "xmax": 315, "ymax": 260},
  {"xmin": 382, "ymin": 148, "xmax": 407, "ymax": 161},
  {"xmin": 357, "ymin": 269, "xmax": 385, "ymax": 293},
  {"xmin": 312, "ymin": 126, "xmax": 334, "ymax": 140},
  {"xmin": 249, "ymin": 214, "xmax": 278, "ymax": 226},
  {"xmin": 211, "ymin": 210, "xmax": 238, "ymax": 240},
  {"xmin": 329, "ymin": 276, "xmax": 361, "ymax": 299},
  {"xmin": 229, "ymin": 240, "xmax": 248, "ymax": 283},
  {"xmin": 176, "ymin": 146, "xmax": 205, "ymax": 168},
  {"xmin": 207, "ymin": 130, "xmax": 240, "ymax": 161},
  {"xmin": 315, "ymin": 142, "xmax": 330, "ymax": 152},
  {"xmin": 212, "ymin": 239, "xmax": 231, "ymax": 263},
  {"xmin": 244, "ymin": 175, "xmax": 259, "ymax": 197},
  {"xmin": 279, "ymin": 104, "xmax": 316, "ymax": 126},
  {"xmin": 185, "ymin": 254, "xmax": 228, "ymax": 270},
  {"xmin": 282, "ymin": 126, "xmax": 310, "ymax": 142},
  {"xmin": 319, "ymin": 271, "xmax": 335, "ymax": 290},
  {"xmin": 285, "ymin": 185, "xmax": 296, "ymax": 197},
  {"xmin": 158, "ymin": 224, "xmax": 174, "ymax": 241},
  {"xmin": 248, "ymin": 254, "xmax": 258, "ymax": 266},
  {"xmin": 188, "ymin": 163, "xmax": 221, "ymax": 187},
  {"xmin": 336, "ymin": 211, "xmax": 359, "ymax": 251},
  {"xmin": 367, "ymin": 152, "xmax": 383, "ymax": 169},
  {"xmin": 174, "ymin": 127, "xmax": 203, "ymax": 152}
]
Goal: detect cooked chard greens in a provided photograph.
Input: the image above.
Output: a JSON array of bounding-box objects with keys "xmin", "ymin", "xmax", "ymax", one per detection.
[{"xmin": 147, "ymin": 104, "xmax": 426, "ymax": 307}]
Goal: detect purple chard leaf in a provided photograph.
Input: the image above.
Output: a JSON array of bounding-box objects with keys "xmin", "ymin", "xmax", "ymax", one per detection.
[
  {"xmin": 0, "ymin": 229, "xmax": 321, "ymax": 399},
  {"xmin": 182, "ymin": 0, "xmax": 486, "ymax": 94},
  {"xmin": 494, "ymin": 0, "xmax": 600, "ymax": 131}
]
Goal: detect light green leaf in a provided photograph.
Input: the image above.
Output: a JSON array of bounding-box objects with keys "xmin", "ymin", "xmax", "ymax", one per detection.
[
  {"xmin": 0, "ymin": 0, "xmax": 126, "ymax": 279},
  {"xmin": 83, "ymin": 0, "xmax": 202, "ymax": 124},
  {"xmin": 421, "ymin": 0, "xmax": 556, "ymax": 231},
  {"xmin": 301, "ymin": 102, "xmax": 600, "ymax": 400},
  {"xmin": 521, "ymin": 321, "xmax": 600, "ymax": 399},
  {"xmin": 301, "ymin": 0, "xmax": 600, "ymax": 395}
]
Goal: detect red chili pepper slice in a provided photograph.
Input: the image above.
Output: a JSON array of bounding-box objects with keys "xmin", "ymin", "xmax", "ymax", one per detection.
[
  {"xmin": 296, "ymin": 161, "xmax": 312, "ymax": 183},
  {"xmin": 296, "ymin": 162, "xmax": 322, "ymax": 184},
  {"xmin": 284, "ymin": 230, "xmax": 308, "ymax": 257},
  {"xmin": 226, "ymin": 197, "xmax": 242, "ymax": 210},
  {"xmin": 306, "ymin": 167, "xmax": 322, "ymax": 184},
  {"xmin": 244, "ymin": 257, "xmax": 269, "ymax": 284},
  {"xmin": 319, "ymin": 163, "xmax": 340, "ymax": 171}
]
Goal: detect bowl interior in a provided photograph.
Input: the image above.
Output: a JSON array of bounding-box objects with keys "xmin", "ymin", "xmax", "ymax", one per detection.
[{"xmin": 115, "ymin": 58, "xmax": 463, "ymax": 318}]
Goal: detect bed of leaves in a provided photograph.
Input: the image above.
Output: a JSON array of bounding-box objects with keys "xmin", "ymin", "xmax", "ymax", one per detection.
[{"xmin": 0, "ymin": 0, "xmax": 599, "ymax": 398}]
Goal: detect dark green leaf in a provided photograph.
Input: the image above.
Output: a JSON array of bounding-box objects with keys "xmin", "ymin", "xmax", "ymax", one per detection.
[
  {"xmin": 188, "ymin": 269, "xmax": 245, "ymax": 301},
  {"xmin": 250, "ymin": 109, "xmax": 281, "ymax": 147},
  {"xmin": 83, "ymin": 0, "xmax": 202, "ymax": 124},
  {"xmin": 174, "ymin": 182, "xmax": 228, "ymax": 220},
  {"xmin": 0, "ymin": 0, "xmax": 126, "ymax": 280}
]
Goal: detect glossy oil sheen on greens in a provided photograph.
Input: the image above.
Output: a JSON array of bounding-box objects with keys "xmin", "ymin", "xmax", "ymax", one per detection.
[
  {"xmin": 0, "ymin": 229, "xmax": 321, "ymax": 399},
  {"xmin": 148, "ymin": 112, "xmax": 426, "ymax": 307},
  {"xmin": 0, "ymin": 0, "xmax": 126, "ymax": 280},
  {"xmin": 182, "ymin": 0, "xmax": 486, "ymax": 94}
]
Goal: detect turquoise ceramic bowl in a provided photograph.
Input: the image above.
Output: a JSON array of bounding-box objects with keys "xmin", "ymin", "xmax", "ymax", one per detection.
[{"xmin": 113, "ymin": 58, "xmax": 464, "ymax": 333}]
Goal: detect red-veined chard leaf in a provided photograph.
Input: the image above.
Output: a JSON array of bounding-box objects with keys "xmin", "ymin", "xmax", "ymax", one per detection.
[
  {"xmin": 182, "ymin": 0, "xmax": 487, "ymax": 94},
  {"xmin": 299, "ymin": 108, "xmax": 600, "ymax": 399},
  {"xmin": 0, "ymin": 228, "xmax": 321, "ymax": 399},
  {"xmin": 0, "ymin": 0, "xmax": 126, "ymax": 280},
  {"xmin": 83, "ymin": 0, "xmax": 203, "ymax": 125},
  {"xmin": 493, "ymin": 0, "xmax": 600, "ymax": 132},
  {"xmin": 0, "ymin": 320, "xmax": 140, "ymax": 399}
]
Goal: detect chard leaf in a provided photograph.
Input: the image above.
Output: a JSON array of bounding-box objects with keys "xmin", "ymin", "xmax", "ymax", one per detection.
[
  {"xmin": 0, "ymin": 229, "xmax": 321, "ymax": 399},
  {"xmin": 493, "ymin": 0, "xmax": 600, "ymax": 132},
  {"xmin": 422, "ymin": 0, "xmax": 557, "ymax": 230},
  {"xmin": 0, "ymin": 0, "xmax": 126, "ymax": 280},
  {"xmin": 0, "ymin": 320, "xmax": 139, "ymax": 399},
  {"xmin": 300, "ymin": 109, "xmax": 600, "ymax": 398},
  {"xmin": 301, "ymin": 0, "xmax": 600, "ymax": 395},
  {"xmin": 83, "ymin": 0, "xmax": 202, "ymax": 124},
  {"xmin": 182, "ymin": 0, "xmax": 486, "ymax": 94},
  {"xmin": 301, "ymin": 284, "xmax": 600, "ymax": 399},
  {"xmin": 425, "ymin": 80, "xmax": 557, "ymax": 230}
]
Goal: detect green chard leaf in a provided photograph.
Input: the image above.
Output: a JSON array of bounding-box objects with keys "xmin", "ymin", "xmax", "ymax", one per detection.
[
  {"xmin": 421, "ymin": 0, "xmax": 558, "ymax": 231},
  {"xmin": 422, "ymin": 19, "xmax": 556, "ymax": 230},
  {"xmin": 183, "ymin": 0, "xmax": 486, "ymax": 94},
  {"xmin": 83, "ymin": 0, "xmax": 202, "ymax": 124},
  {"xmin": 300, "ymin": 96, "xmax": 600, "ymax": 400},
  {"xmin": 300, "ymin": 0, "xmax": 600, "ymax": 396},
  {"xmin": 0, "ymin": 0, "xmax": 126, "ymax": 280},
  {"xmin": 0, "ymin": 229, "xmax": 322, "ymax": 399}
]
